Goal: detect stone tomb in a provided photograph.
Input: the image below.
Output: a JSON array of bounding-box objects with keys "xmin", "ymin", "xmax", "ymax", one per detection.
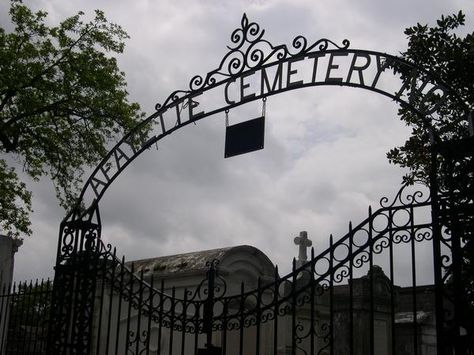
[{"xmin": 92, "ymin": 245, "xmax": 277, "ymax": 354}]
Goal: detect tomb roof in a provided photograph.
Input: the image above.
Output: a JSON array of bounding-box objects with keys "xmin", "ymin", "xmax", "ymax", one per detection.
[{"xmin": 127, "ymin": 245, "xmax": 275, "ymax": 280}]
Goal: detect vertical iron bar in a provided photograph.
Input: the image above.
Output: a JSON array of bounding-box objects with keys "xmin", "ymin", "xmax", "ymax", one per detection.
[
  {"xmin": 69, "ymin": 233, "xmax": 81, "ymax": 352},
  {"xmin": 446, "ymin": 157, "xmax": 465, "ymax": 355},
  {"xmin": 135, "ymin": 270, "xmax": 144, "ymax": 355},
  {"xmin": 368, "ymin": 207, "xmax": 375, "ymax": 355},
  {"xmin": 181, "ymin": 289, "xmax": 188, "ymax": 355},
  {"xmin": 105, "ymin": 249, "xmax": 117, "ymax": 354},
  {"xmin": 9, "ymin": 282, "xmax": 17, "ymax": 355},
  {"xmin": 17, "ymin": 281, "xmax": 29, "ymax": 355},
  {"xmin": 239, "ymin": 282, "xmax": 244, "ymax": 355},
  {"xmin": 21, "ymin": 281, "xmax": 31, "ymax": 354},
  {"xmin": 349, "ymin": 223, "xmax": 354, "ymax": 355},
  {"xmin": 310, "ymin": 249, "xmax": 315, "ymax": 355},
  {"xmin": 0, "ymin": 283, "xmax": 8, "ymax": 353},
  {"xmin": 169, "ymin": 286, "xmax": 176, "ymax": 355},
  {"xmin": 9, "ymin": 281, "xmax": 15, "ymax": 355},
  {"xmin": 0, "ymin": 283, "xmax": 8, "ymax": 352},
  {"xmin": 388, "ymin": 209, "xmax": 396, "ymax": 355},
  {"xmin": 157, "ymin": 279, "xmax": 164, "ymax": 355},
  {"xmin": 410, "ymin": 205, "xmax": 418, "ymax": 355},
  {"xmin": 96, "ymin": 256, "xmax": 107, "ymax": 355},
  {"xmin": 125, "ymin": 263, "xmax": 135, "ymax": 353},
  {"xmin": 21, "ymin": 281, "xmax": 34, "ymax": 354},
  {"xmin": 10, "ymin": 281, "xmax": 17, "ymax": 355},
  {"xmin": 193, "ymin": 299, "xmax": 199, "ymax": 355},
  {"xmin": 30, "ymin": 279, "xmax": 41, "ymax": 354},
  {"xmin": 146, "ymin": 275, "xmax": 154, "ymax": 355},
  {"xmin": 44, "ymin": 279, "xmax": 52, "ymax": 353},
  {"xmin": 329, "ymin": 235, "xmax": 334, "ymax": 355},
  {"xmin": 16, "ymin": 281, "xmax": 26, "ymax": 355},
  {"xmin": 222, "ymin": 299, "xmax": 228, "ymax": 355},
  {"xmin": 114, "ymin": 256, "xmax": 125, "ymax": 355},
  {"xmin": 429, "ymin": 136, "xmax": 445, "ymax": 355},
  {"xmin": 255, "ymin": 277, "xmax": 262, "ymax": 355},
  {"xmin": 37, "ymin": 279, "xmax": 48, "ymax": 354},
  {"xmin": 204, "ymin": 263, "xmax": 215, "ymax": 350},
  {"xmin": 291, "ymin": 258, "xmax": 297, "ymax": 355},
  {"xmin": 273, "ymin": 266, "xmax": 279, "ymax": 355}
]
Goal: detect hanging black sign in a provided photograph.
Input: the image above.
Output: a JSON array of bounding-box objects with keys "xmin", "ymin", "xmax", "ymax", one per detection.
[{"xmin": 224, "ymin": 116, "xmax": 265, "ymax": 158}]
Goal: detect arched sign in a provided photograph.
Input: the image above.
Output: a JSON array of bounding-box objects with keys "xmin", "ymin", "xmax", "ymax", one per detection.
[{"xmin": 61, "ymin": 14, "xmax": 468, "ymax": 240}]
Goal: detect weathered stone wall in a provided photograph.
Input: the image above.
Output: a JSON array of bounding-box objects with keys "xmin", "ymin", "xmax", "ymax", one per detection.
[
  {"xmin": 0, "ymin": 235, "xmax": 22, "ymax": 290},
  {"xmin": 0, "ymin": 234, "xmax": 21, "ymax": 353}
]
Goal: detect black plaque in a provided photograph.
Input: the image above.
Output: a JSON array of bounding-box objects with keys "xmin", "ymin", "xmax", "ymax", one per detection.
[{"xmin": 224, "ymin": 116, "xmax": 265, "ymax": 158}]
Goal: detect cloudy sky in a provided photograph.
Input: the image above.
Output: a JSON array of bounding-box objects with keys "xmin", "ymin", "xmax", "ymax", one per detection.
[{"xmin": 2, "ymin": 0, "xmax": 473, "ymax": 284}]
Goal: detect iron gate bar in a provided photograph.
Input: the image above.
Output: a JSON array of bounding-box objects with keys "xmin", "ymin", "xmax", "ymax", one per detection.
[
  {"xmin": 389, "ymin": 210, "xmax": 396, "ymax": 355},
  {"xmin": 368, "ymin": 207, "xmax": 374, "ymax": 355}
]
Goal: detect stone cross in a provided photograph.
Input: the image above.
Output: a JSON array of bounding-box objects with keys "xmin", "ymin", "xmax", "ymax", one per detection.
[{"xmin": 294, "ymin": 231, "xmax": 312, "ymax": 266}]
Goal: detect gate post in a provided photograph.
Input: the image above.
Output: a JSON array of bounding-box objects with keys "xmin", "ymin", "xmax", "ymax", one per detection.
[
  {"xmin": 429, "ymin": 131, "xmax": 446, "ymax": 355},
  {"xmin": 47, "ymin": 219, "xmax": 101, "ymax": 354},
  {"xmin": 430, "ymin": 125, "xmax": 474, "ymax": 354}
]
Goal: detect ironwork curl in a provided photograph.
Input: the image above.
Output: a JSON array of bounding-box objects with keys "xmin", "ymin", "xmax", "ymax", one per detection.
[
  {"xmin": 154, "ymin": 13, "xmax": 350, "ymax": 109},
  {"xmin": 334, "ymin": 264, "xmax": 350, "ymax": 283},
  {"xmin": 352, "ymin": 249, "xmax": 370, "ymax": 268},
  {"xmin": 393, "ymin": 231, "xmax": 412, "ymax": 244},
  {"xmin": 380, "ymin": 182, "xmax": 430, "ymax": 208},
  {"xmin": 415, "ymin": 228, "xmax": 433, "ymax": 242},
  {"xmin": 373, "ymin": 235, "xmax": 390, "ymax": 254}
]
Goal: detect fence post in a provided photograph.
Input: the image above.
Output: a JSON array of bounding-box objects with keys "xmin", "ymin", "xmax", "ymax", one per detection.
[{"xmin": 47, "ymin": 219, "xmax": 100, "ymax": 354}]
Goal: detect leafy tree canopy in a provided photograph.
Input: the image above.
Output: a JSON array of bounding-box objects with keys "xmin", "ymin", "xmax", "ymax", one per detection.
[
  {"xmin": 391, "ymin": 11, "xmax": 474, "ymax": 334},
  {"xmin": 387, "ymin": 11, "xmax": 474, "ymax": 185},
  {"xmin": 0, "ymin": 1, "xmax": 144, "ymax": 238}
]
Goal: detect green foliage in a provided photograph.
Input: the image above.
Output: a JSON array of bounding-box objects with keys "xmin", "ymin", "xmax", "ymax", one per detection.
[
  {"xmin": 387, "ymin": 11, "xmax": 474, "ymax": 185},
  {"xmin": 0, "ymin": 1, "xmax": 144, "ymax": 237},
  {"xmin": 390, "ymin": 11, "xmax": 474, "ymax": 334}
]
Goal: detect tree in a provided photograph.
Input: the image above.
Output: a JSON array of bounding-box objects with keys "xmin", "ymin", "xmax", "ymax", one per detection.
[
  {"xmin": 388, "ymin": 11, "xmax": 474, "ymax": 349},
  {"xmin": 387, "ymin": 11, "xmax": 473, "ymax": 185},
  {"xmin": 0, "ymin": 1, "xmax": 144, "ymax": 238}
]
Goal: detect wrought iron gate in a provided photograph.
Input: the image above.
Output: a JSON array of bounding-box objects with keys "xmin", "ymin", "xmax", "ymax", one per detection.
[
  {"xmin": 1, "ymin": 13, "xmax": 472, "ymax": 355},
  {"xmin": 44, "ymin": 163, "xmax": 472, "ymax": 354}
]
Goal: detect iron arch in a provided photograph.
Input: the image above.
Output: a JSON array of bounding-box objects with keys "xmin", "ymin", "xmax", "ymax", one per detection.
[
  {"xmin": 46, "ymin": 15, "xmax": 474, "ymax": 354},
  {"xmin": 60, "ymin": 13, "xmax": 470, "ymax": 248}
]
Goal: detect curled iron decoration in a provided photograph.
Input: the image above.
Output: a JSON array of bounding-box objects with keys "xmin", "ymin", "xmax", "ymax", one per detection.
[
  {"xmin": 373, "ymin": 235, "xmax": 391, "ymax": 254},
  {"xmin": 379, "ymin": 181, "xmax": 430, "ymax": 209},
  {"xmin": 155, "ymin": 13, "xmax": 350, "ymax": 109}
]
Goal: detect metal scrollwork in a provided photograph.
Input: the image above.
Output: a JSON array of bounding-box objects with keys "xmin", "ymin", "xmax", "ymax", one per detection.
[
  {"xmin": 155, "ymin": 13, "xmax": 350, "ymax": 109},
  {"xmin": 380, "ymin": 181, "xmax": 430, "ymax": 209}
]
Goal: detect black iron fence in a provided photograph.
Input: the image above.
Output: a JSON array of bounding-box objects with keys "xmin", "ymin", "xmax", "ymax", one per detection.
[
  {"xmin": 0, "ymin": 279, "xmax": 52, "ymax": 354},
  {"xmin": 1, "ymin": 182, "xmax": 473, "ymax": 354}
]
